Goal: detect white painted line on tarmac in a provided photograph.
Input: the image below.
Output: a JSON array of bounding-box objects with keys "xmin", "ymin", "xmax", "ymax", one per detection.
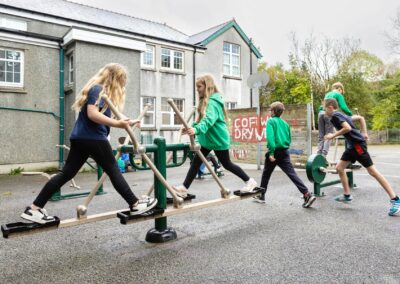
[{"xmin": 354, "ymin": 173, "xmax": 400, "ymax": 179}]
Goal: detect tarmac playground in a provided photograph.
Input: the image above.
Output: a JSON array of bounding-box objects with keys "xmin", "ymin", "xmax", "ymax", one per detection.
[{"xmin": 0, "ymin": 145, "xmax": 399, "ymax": 283}]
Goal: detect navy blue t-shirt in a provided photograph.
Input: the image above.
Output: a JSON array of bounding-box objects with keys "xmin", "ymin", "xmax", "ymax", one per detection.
[
  {"xmin": 330, "ymin": 112, "xmax": 365, "ymax": 149},
  {"xmin": 70, "ymin": 84, "xmax": 111, "ymax": 140}
]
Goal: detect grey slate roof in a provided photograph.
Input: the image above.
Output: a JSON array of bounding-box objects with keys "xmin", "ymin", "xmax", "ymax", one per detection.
[
  {"xmin": 186, "ymin": 20, "xmax": 231, "ymax": 45},
  {"xmin": 0, "ymin": 0, "xmax": 189, "ymax": 44},
  {"xmin": 0, "ymin": 0, "xmax": 261, "ymax": 56}
]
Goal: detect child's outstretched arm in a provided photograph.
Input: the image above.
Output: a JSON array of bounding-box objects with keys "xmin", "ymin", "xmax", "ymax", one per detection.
[
  {"xmin": 87, "ymin": 105, "xmax": 136, "ymax": 128},
  {"xmin": 351, "ymin": 115, "xmax": 368, "ymax": 141}
]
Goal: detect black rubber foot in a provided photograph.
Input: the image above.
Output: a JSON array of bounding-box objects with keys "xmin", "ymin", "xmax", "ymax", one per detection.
[
  {"xmin": 166, "ymin": 193, "xmax": 196, "ymax": 204},
  {"xmin": 233, "ymin": 187, "xmax": 264, "ymax": 197},
  {"xmin": 145, "ymin": 227, "xmax": 177, "ymax": 243},
  {"xmin": 117, "ymin": 207, "xmax": 164, "ymax": 225},
  {"xmin": 1, "ymin": 217, "xmax": 60, "ymax": 238}
]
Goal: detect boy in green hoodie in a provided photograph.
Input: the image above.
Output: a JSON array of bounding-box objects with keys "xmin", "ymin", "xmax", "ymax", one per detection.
[
  {"xmin": 254, "ymin": 102, "xmax": 316, "ymax": 208},
  {"xmin": 172, "ymin": 75, "xmax": 257, "ymax": 197}
]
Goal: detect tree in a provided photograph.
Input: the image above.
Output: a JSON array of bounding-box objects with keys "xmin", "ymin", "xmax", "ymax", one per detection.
[
  {"xmin": 370, "ymin": 70, "xmax": 400, "ymax": 130},
  {"xmin": 288, "ymin": 32, "xmax": 361, "ymax": 123},
  {"xmin": 386, "ymin": 8, "xmax": 400, "ymax": 55},
  {"xmin": 258, "ymin": 62, "xmax": 311, "ymax": 107}
]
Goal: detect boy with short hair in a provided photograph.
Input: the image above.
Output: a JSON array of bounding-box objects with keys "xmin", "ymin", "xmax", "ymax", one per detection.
[
  {"xmin": 323, "ymin": 98, "xmax": 400, "ymax": 216},
  {"xmin": 254, "ymin": 102, "xmax": 316, "ymax": 208}
]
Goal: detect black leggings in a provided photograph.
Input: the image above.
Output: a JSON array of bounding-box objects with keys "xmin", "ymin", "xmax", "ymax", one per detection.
[
  {"xmin": 33, "ymin": 139, "xmax": 138, "ymax": 208},
  {"xmin": 184, "ymin": 147, "xmax": 249, "ymax": 189}
]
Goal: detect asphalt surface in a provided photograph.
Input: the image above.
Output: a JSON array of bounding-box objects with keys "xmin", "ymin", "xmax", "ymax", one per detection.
[{"xmin": 0, "ymin": 145, "xmax": 399, "ymax": 284}]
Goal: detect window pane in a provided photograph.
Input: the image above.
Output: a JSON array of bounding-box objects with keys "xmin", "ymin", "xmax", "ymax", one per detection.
[
  {"xmin": 0, "ymin": 50, "xmax": 5, "ymax": 59},
  {"xmin": 0, "ymin": 71, "xmax": 4, "ymax": 82},
  {"xmin": 6, "ymin": 72, "xmax": 12, "ymax": 82},
  {"xmin": 143, "ymin": 112, "xmax": 154, "ymax": 125},
  {"xmin": 223, "ymin": 42, "xmax": 230, "ymax": 52},
  {"xmin": 223, "ymin": 54, "xmax": 230, "ymax": 64},
  {"xmin": 0, "ymin": 61, "xmax": 5, "ymax": 72},
  {"xmin": 14, "ymin": 72, "xmax": 20, "ymax": 83},
  {"xmin": 174, "ymin": 51, "xmax": 182, "ymax": 58},
  {"xmin": 161, "ymin": 55, "xmax": 170, "ymax": 68},
  {"xmin": 174, "ymin": 99, "xmax": 184, "ymax": 111},
  {"xmin": 14, "ymin": 62, "xmax": 20, "ymax": 73},
  {"xmin": 143, "ymin": 46, "xmax": 153, "ymax": 66},
  {"xmin": 232, "ymin": 66, "xmax": 240, "ymax": 76},
  {"xmin": 174, "ymin": 56, "xmax": 182, "ymax": 70},
  {"xmin": 161, "ymin": 48, "xmax": 170, "ymax": 56},
  {"xmin": 161, "ymin": 98, "xmax": 170, "ymax": 111},
  {"xmin": 232, "ymin": 55, "xmax": 239, "ymax": 66},
  {"xmin": 6, "ymin": 62, "xmax": 13, "ymax": 72},
  {"xmin": 162, "ymin": 113, "xmax": 171, "ymax": 125},
  {"xmin": 223, "ymin": 65, "xmax": 230, "ymax": 75},
  {"xmin": 232, "ymin": 44, "xmax": 240, "ymax": 54}
]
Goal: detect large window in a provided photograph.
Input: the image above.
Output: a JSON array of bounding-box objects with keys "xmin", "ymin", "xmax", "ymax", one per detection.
[
  {"xmin": 140, "ymin": 97, "xmax": 156, "ymax": 127},
  {"xmin": 161, "ymin": 48, "xmax": 184, "ymax": 71},
  {"xmin": 223, "ymin": 42, "xmax": 240, "ymax": 77},
  {"xmin": 67, "ymin": 53, "xmax": 74, "ymax": 84},
  {"xmin": 0, "ymin": 49, "xmax": 24, "ymax": 87},
  {"xmin": 141, "ymin": 45, "xmax": 155, "ymax": 68},
  {"xmin": 161, "ymin": 98, "xmax": 184, "ymax": 127}
]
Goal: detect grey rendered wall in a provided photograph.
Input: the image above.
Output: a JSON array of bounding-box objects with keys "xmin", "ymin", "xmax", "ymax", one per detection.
[
  {"xmin": 71, "ymin": 41, "xmax": 141, "ymax": 149},
  {"xmin": 0, "ymin": 40, "xmax": 60, "ymax": 165},
  {"xmin": 195, "ymin": 27, "xmax": 258, "ymax": 108},
  {"xmin": 140, "ymin": 45, "xmax": 194, "ymax": 144}
]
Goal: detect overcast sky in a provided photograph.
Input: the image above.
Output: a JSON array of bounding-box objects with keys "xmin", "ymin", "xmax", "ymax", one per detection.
[{"xmin": 69, "ymin": 0, "xmax": 399, "ymax": 67}]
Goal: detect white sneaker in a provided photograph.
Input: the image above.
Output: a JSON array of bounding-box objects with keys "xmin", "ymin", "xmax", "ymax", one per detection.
[
  {"xmin": 240, "ymin": 178, "xmax": 258, "ymax": 193},
  {"xmin": 21, "ymin": 206, "xmax": 55, "ymax": 224},
  {"xmin": 172, "ymin": 184, "xmax": 188, "ymax": 198},
  {"xmin": 130, "ymin": 196, "xmax": 157, "ymax": 216}
]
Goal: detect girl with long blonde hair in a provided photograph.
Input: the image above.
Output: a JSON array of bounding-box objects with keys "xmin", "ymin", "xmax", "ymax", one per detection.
[
  {"xmin": 20, "ymin": 63, "xmax": 157, "ymax": 224},
  {"xmin": 172, "ymin": 74, "xmax": 258, "ymax": 197}
]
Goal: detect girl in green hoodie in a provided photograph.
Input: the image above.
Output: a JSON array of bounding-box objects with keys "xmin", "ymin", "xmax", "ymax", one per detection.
[{"xmin": 172, "ymin": 75, "xmax": 257, "ymax": 197}]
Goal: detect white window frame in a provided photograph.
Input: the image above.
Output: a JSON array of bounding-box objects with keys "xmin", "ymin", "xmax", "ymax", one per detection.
[
  {"xmin": 0, "ymin": 17, "xmax": 27, "ymax": 31},
  {"xmin": 67, "ymin": 53, "xmax": 74, "ymax": 84},
  {"xmin": 225, "ymin": 102, "xmax": 237, "ymax": 110},
  {"xmin": 0, "ymin": 48, "xmax": 24, "ymax": 88},
  {"xmin": 141, "ymin": 45, "xmax": 155, "ymax": 68},
  {"xmin": 161, "ymin": 98, "xmax": 184, "ymax": 127},
  {"xmin": 140, "ymin": 97, "xmax": 156, "ymax": 127},
  {"xmin": 161, "ymin": 47, "xmax": 184, "ymax": 71},
  {"xmin": 223, "ymin": 42, "xmax": 241, "ymax": 77}
]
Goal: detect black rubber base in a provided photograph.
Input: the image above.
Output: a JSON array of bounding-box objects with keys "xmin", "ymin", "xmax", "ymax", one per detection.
[
  {"xmin": 117, "ymin": 207, "xmax": 164, "ymax": 225},
  {"xmin": 1, "ymin": 217, "xmax": 60, "ymax": 238},
  {"xmin": 167, "ymin": 193, "xmax": 196, "ymax": 204},
  {"xmin": 145, "ymin": 227, "xmax": 177, "ymax": 243},
  {"xmin": 233, "ymin": 187, "xmax": 264, "ymax": 197}
]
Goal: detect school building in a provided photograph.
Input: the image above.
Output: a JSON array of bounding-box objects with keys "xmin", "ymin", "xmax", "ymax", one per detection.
[{"xmin": 0, "ymin": 0, "xmax": 262, "ymax": 173}]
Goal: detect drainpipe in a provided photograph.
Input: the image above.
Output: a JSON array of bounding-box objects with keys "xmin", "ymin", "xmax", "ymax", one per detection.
[
  {"xmin": 249, "ymin": 39, "xmax": 253, "ymax": 108},
  {"xmin": 193, "ymin": 47, "xmax": 197, "ymax": 107},
  {"xmin": 59, "ymin": 45, "xmax": 65, "ymax": 168}
]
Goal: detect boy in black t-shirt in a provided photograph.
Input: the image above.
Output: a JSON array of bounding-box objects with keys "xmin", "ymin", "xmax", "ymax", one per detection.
[{"xmin": 323, "ymin": 98, "xmax": 399, "ymax": 216}]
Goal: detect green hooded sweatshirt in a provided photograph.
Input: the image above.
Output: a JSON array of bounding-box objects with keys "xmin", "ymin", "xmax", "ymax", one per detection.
[
  {"xmin": 319, "ymin": 91, "xmax": 353, "ymax": 116},
  {"xmin": 193, "ymin": 93, "xmax": 230, "ymax": 150},
  {"xmin": 266, "ymin": 116, "xmax": 291, "ymax": 156}
]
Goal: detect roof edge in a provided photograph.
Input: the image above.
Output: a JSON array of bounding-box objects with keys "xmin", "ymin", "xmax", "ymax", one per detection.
[{"xmin": 199, "ymin": 20, "xmax": 262, "ymax": 59}]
